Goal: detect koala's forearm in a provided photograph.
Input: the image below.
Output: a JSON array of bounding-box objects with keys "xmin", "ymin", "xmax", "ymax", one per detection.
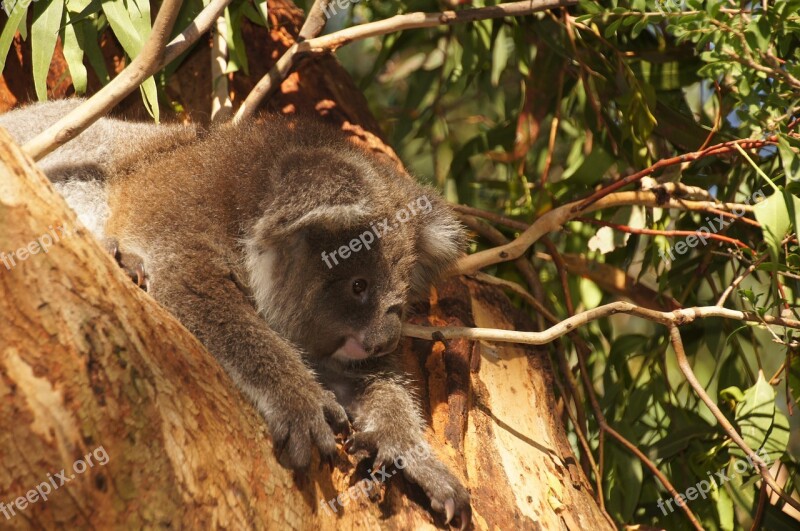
[
  {"xmin": 142, "ymin": 250, "xmax": 350, "ymax": 469},
  {"xmin": 146, "ymin": 254, "xmax": 312, "ymax": 397},
  {"xmin": 350, "ymin": 374, "xmax": 429, "ymax": 450},
  {"xmin": 345, "ymin": 371, "xmax": 471, "ymax": 525}
]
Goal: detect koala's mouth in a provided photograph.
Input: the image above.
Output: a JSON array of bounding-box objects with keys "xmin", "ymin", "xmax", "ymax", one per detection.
[{"xmin": 332, "ymin": 337, "xmax": 371, "ymax": 362}]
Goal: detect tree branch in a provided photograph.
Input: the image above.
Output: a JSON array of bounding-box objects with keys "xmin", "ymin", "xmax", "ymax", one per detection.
[
  {"xmin": 403, "ymin": 301, "xmax": 800, "ymax": 346},
  {"xmin": 21, "ymin": 0, "xmax": 234, "ymax": 160},
  {"xmin": 164, "ymin": 0, "xmax": 232, "ymax": 64},
  {"xmin": 233, "ymin": 0, "xmax": 577, "ymax": 122},
  {"xmin": 298, "ymin": 0, "xmax": 333, "ymax": 40},
  {"xmin": 211, "ymin": 13, "xmax": 233, "ymax": 122},
  {"xmin": 576, "ymin": 137, "xmax": 776, "ymax": 211},
  {"xmin": 455, "ymin": 190, "xmax": 760, "ymax": 274},
  {"xmin": 23, "ymin": 0, "xmax": 186, "ymax": 160}
]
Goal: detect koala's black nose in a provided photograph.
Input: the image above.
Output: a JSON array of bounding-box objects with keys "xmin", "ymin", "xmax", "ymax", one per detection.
[{"xmin": 368, "ymin": 310, "xmax": 402, "ymax": 357}]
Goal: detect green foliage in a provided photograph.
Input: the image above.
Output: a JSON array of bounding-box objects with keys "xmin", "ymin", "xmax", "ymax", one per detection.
[
  {"xmin": 0, "ymin": 0, "xmax": 269, "ymax": 117},
  {"xmin": 3, "ymin": 0, "xmax": 800, "ymax": 529},
  {"xmin": 334, "ymin": 1, "xmax": 800, "ymax": 529}
]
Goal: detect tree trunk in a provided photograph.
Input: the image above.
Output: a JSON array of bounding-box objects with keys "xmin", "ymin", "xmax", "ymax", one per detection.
[
  {"xmin": 0, "ymin": 1, "xmax": 612, "ymax": 528},
  {"xmin": 0, "ymin": 131, "xmax": 610, "ymax": 528}
]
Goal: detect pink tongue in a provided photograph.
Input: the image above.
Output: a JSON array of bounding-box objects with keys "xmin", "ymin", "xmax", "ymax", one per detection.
[{"xmin": 340, "ymin": 337, "xmax": 370, "ymax": 360}]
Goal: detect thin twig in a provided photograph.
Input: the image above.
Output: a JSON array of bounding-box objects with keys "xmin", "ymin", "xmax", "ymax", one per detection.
[
  {"xmin": 470, "ymin": 272, "xmax": 552, "ymax": 319},
  {"xmin": 540, "ymin": 68, "xmax": 565, "ymax": 187},
  {"xmin": 452, "ymin": 204, "xmax": 530, "ymax": 231},
  {"xmin": 716, "ymin": 254, "xmax": 769, "ymax": 306},
  {"xmin": 750, "ymin": 481, "xmax": 768, "ymax": 531},
  {"xmin": 403, "ymin": 301, "xmax": 800, "ymax": 346},
  {"xmin": 542, "ymin": 252, "xmax": 681, "ymax": 311},
  {"xmin": 604, "ymin": 424, "xmax": 703, "ymax": 530},
  {"xmin": 697, "ymin": 80, "xmax": 723, "ymax": 151},
  {"xmin": 669, "ymin": 327, "xmax": 800, "ymax": 514},
  {"xmin": 576, "ymin": 137, "xmax": 776, "ymax": 211},
  {"xmin": 456, "ymin": 191, "xmax": 758, "ymax": 274},
  {"xmin": 577, "ymin": 217, "xmax": 754, "ymax": 253},
  {"xmin": 458, "ymin": 215, "xmax": 554, "ymax": 319}
]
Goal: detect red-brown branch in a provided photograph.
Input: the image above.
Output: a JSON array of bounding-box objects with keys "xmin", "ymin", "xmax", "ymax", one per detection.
[
  {"xmin": 575, "ymin": 138, "xmax": 777, "ymax": 212},
  {"xmin": 576, "ymin": 217, "xmax": 754, "ymax": 253}
]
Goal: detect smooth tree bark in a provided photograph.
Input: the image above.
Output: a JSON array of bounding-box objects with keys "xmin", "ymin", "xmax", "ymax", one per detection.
[{"xmin": 0, "ymin": 0, "xmax": 611, "ymax": 528}]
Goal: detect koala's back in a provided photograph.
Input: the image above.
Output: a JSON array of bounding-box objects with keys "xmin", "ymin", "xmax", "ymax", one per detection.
[
  {"xmin": 0, "ymin": 99, "xmax": 197, "ymax": 239},
  {"xmin": 105, "ymin": 114, "xmax": 412, "ymax": 247},
  {"xmin": 0, "ymin": 99, "xmax": 197, "ymax": 182},
  {"xmin": 1, "ymin": 102, "xmax": 418, "ymax": 270}
]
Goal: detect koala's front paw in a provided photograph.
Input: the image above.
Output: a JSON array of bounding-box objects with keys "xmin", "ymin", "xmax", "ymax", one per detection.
[
  {"xmin": 347, "ymin": 433, "xmax": 471, "ymax": 529},
  {"xmin": 403, "ymin": 455, "xmax": 471, "ymax": 529},
  {"xmin": 268, "ymin": 386, "xmax": 349, "ymax": 470}
]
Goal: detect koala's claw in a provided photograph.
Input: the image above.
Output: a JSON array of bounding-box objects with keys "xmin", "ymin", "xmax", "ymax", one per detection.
[
  {"xmin": 319, "ymin": 453, "xmax": 335, "ymax": 471},
  {"xmin": 103, "ymin": 237, "xmax": 149, "ymax": 290},
  {"xmin": 443, "ymin": 500, "xmax": 471, "ymax": 530},
  {"xmin": 345, "ymin": 429, "xmax": 471, "ymax": 528},
  {"xmin": 461, "ymin": 507, "xmax": 472, "ymax": 530},
  {"xmin": 270, "ymin": 388, "xmax": 349, "ymax": 470},
  {"xmin": 274, "ymin": 416, "xmax": 335, "ymax": 470},
  {"xmin": 321, "ymin": 390, "xmax": 351, "ymax": 436},
  {"xmin": 431, "ymin": 494, "xmax": 471, "ymax": 530},
  {"xmin": 401, "ymin": 450, "xmax": 471, "ymax": 529},
  {"xmin": 445, "ymin": 499, "xmax": 455, "ymax": 524}
]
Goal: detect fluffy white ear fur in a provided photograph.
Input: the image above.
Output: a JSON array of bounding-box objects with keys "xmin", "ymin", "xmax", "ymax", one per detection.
[
  {"xmin": 285, "ymin": 202, "xmax": 372, "ymax": 234},
  {"xmin": 410, "ymin": 209, "xmax": 465, "ymax": 297}
]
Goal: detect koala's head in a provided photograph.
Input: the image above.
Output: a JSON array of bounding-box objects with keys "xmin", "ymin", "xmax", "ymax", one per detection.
[{"xmin": 244, "ymin": 132, "xmax": 465, "ymax": 365}]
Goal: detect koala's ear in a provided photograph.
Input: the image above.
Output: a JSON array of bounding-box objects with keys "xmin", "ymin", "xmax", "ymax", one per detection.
[
  {"xmin": 410, "ymin": 201, "xmax": 467, "ymax": 298},
  {"xmin": 249, "ymin": 201, "xmax": 374, "ymax": 250},
  {"xmin": 244, "ymin": 201, "xmax": 374, "ymax": 317}
]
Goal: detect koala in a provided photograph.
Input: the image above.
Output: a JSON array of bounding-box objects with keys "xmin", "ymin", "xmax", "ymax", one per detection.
[
  {"xmin": 1, "ymin": 100, "xmax": 471, "ymax": 527},
  {"xmin": 1, "ymin": 99, "xmax": 196, "ymax": 281}
]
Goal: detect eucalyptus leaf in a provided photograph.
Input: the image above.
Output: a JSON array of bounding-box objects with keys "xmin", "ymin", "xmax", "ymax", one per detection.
[
  {"xmin": 77, "ymin": 16, "xmax": 110, "ymax": 85},
  {"xmin": 754, "ymin": 193, "xmax": 800, "ymax": 259},
  {"xmin": 31, "ymin": 0, "xmax": 64, "ymax": 100},
  {"xmin": 730, "ymin": 373, "xmax": 775, "ymax": 459},
  {"xmin": 62, "ymin": 18, "xmax": 87, "ymax": 94},
  {"xmin": 0, "ymin": 0, "xmax": 31, "ymax": 73},
  {"xmin": 61, "ymin": 0, "xmax": 102, "ymax": 29},
  {"xmin": 62, "ymin": 0, "xmax": 93, "ymax": 94}
]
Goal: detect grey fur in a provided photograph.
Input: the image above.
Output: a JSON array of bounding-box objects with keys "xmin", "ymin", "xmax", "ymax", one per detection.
[
  {"xmin": 1, "ymin": 100, "xmax": 470, "ymax": 525},
  {"xmin": 0, "ymin": 99, "xmax": 196, "ymax": 183}
]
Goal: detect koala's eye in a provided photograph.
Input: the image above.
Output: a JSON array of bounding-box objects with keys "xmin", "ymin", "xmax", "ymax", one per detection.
[{"xmin": 352, "ymin": 278, "xmax": 368, "ymax": 295}]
